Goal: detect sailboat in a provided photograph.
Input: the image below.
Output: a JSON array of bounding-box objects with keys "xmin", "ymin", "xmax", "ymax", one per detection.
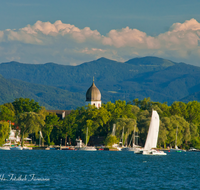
[
  {"xmin": 135, "ymin": 110, "xmax": 166, "ymax": 155},
  {"xmin": 170, "ymin": 126, "xmax": 186, "ymax": 152},
  {"xmin": 112, "ymin": 126, "xmax": 124, "ymax": 151},
  {"xmin": 79, "ymin": 127, "xmax": 97, "ymax": 151},
  {"xmin": 121, "ymin": 125, "xmax": 141, "ymax": 151}
]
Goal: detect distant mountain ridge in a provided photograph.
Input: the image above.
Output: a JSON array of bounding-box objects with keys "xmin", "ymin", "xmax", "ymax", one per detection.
[
  {"xmin": 0, "ymin": 75, "xmax": 84, "ymax": 110},
  {"xmin": 0, "ymin": 56, "xmax": 200, "ymax": 109},
  {"xmin": 0, "ymin": 56, "xmax": 174, "ymax": 86},
  {"xmin": 125, "ymin": 56, "xmax": 175, "ymax": 67}
]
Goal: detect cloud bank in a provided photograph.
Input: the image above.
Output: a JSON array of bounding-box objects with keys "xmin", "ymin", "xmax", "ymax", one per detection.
[{"xmin": 0, "ymin": 19, "xmax": 200, "ymax": 65}]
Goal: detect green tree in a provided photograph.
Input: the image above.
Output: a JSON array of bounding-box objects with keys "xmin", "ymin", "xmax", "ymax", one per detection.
[
  {"xmin": 12, "ymin": 98, "xmax": 41, "ymax": 115},
  {"xmin": 186, "ymin": 101, "xmax": 200, "ymax": 125},
  {"xmin": 132, "ymin": 98, "xmax": 139, "ymax": 107},
  {"xmin": 104, "ymin": 135, "xmax": 118, "ymax": 146},
  {"xmin": 189, "ymin": 123, "xmax": 200, "ymax": 147},
  {"xmin": 80, "ymin": 105, "xmax": 111, "ymax": 144},
  {"xmin": 3, "ymin": 103, "xmax": 15, "ymax": 113},
  {"xmin": 136, "ymin": 110, "xmax": 150, "ymax": 146},
  {"xmin": 50, "ymin": 123, "xmax": 63, "ymax": 146},
  {"xmin": 131, "ymin": 105, "xmax": 140, "ymax": 116},
  {"xmin": 0, "ymin": 105, "xmax": 15, "ymax": 122},
  {"xmin": 61, "ymin": 110, "xmax": 79, "ymax": 145},
  {"xmin": 115, "ymin": 118, "xmax": 137, "ymax": 145},
  {"xmin": 158, "ymin": 119, "xmax": 168, "ymax": 148},
  {"xmin": 16, "ymin": 112, "xmax": 45, "ymax": 146},
  {"xmin": 102, "ymin": 102, "xmax": 116, "ymax": 135},
  {"xmin": 164, "ymin": 115, "xmax": 190, "ymax": 148},
  {"xmin": 112, "ymin": 100, "xmax": 135, "ymax": 119},
  {"xmin": 43, "ymin": 113, "xmax": 59, "ymax": 146},
  {"xmin": 136, "ymin": 97, "xmax": 152, "ymax": 110},
  {"xmin": 157, "ymin": 102, "xmax": 171, "ymax": 117},
  {"xmin": 170, "ymin": 102, "xmax": 187, "ymax": 118},
  {"xmin": 103, "ymin": 100, "xmax": 136, "ymax": 138},
  {"xmin": 0, "ymin": 121, "xmax": 10, "ymax": 146}
]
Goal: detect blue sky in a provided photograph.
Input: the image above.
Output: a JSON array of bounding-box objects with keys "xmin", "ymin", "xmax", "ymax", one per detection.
[{"xmin": 1, "ymin": 0, "xmax": 200, "ymax": 65}]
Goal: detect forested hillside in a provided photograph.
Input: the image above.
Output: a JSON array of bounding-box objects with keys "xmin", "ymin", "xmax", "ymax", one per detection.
[
  {"xmin": 0, "ymin": 75, "xmax": 84, "ymax": 110},
  {"xmin": 0, "ymin": 56, "xmax": 200, "ymax": 109}
]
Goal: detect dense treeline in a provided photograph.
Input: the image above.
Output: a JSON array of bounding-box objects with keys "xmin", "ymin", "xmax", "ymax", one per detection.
[{"xmin": 0, "ymin": 97, "xmax": 199, "ymax": 149}]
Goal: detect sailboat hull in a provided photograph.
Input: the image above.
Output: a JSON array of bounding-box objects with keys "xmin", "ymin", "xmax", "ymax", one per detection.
[
  {"xmin": 10, "ymin": 147, "xmax": 23, "ymax": 150},
  {"xmin": 134, "ymin": 148, "xmax": 144, "ymax": 154},
  {"xmin": 143, "ymin": 149, "xmax": 166, "ymax": 155},
  {"xmin": 122, "ymin": 146, "xmax": 142, "ymax": 152},
  {"xmin": 79, "ymin": 147, "xmax": 97, "ymax": 151},
  {"xmin": 121, "ymin": 147, "xmax": 135, "ymax": 151},
  {"xmin": 150, "ymin": 151, "xmax": 166, "ymax": 155},
  {"xmin": 170, "ymin": 148, "xmax": 186, "ymax": 152},
  {"xmin": 134, "ymin": 150, "xmax": 143, "ymax": 154},
  {"xmin": 0, "ymin": 147, "xmax": 10, "ymax": 150}
]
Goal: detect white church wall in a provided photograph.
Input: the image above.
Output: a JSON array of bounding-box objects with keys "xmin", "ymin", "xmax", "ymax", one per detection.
[{"xmin": 86, "ymin": 101, "xmax": 101, "ymax": 108}]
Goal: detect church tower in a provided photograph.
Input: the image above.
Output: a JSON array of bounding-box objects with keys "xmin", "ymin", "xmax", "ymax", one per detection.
[{"xmin": 86, "ymin": 78, "xmax": 101, "ymax": 108}]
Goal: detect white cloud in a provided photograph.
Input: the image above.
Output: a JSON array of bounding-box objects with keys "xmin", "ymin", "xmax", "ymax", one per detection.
[
  {"xmin": 80, "ymin": 48, "xmax": 106, "ymax": 54},
  {"xmin": 21, "ymin": 20, "xmax": 102, "ymax": 43},
  {"xmin": 102, "ymin": 19, "xmax": 200, "ymax": 50},
  {"xmin": 169, "ymin": 18, "xmax": 200, "ymax": 32},
  {"xmin": 102, "ymin": 27, "xmax": 148, "ymax": 48},
  {"xmin": 0, "ymin": 19, "xmax": 200, "ymax": 65}
]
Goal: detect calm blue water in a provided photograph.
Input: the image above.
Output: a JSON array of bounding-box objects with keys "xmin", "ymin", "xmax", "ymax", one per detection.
[{"xmin": 0, "ymin": 150, "xmax": 199, "ymax": 190}]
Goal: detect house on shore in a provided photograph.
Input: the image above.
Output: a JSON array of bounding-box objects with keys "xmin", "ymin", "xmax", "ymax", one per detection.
[{"xmin": 47, "ymin": 110, "xmax": 72, "ymax": 120}]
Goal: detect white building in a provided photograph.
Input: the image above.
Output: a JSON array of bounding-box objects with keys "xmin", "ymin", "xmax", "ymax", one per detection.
[
  {"xmin": 86, "ymin": 79, "xmax": 101, "ymax": 108},
  {"xmin": 4, "ymin": 123, "xmax": 21, "ymax": 146}
]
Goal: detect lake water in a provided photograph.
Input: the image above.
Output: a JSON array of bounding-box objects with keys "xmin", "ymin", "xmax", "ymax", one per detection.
[{"xmin": 0, "ymin": 150, "xmax": 199, "ymax": 190}]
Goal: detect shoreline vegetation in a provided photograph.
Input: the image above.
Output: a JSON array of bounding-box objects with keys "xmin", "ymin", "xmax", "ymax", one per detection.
[{"xmin": 0, "ymin": 97, "xmax": 200, "ymax": 150}]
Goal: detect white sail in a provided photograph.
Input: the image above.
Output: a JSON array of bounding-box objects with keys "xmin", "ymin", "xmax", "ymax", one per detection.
[{"xmin": 144, "ymin": 110, "xmax": 160, "ymax": 151}]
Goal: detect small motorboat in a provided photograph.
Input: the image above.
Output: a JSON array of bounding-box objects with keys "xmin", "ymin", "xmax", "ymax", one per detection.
[
  {"xmin": 0, "ymin": 146, "xmax": 10, "ymax": 150},
  {"xmin": 79, "ymin": 146, "xmax": 97, "ymax": 151},
  {"xmin": 149, "ymin": 149, "xmax": 167, "ymax": 155},
  {"xmin": 188, "ymin": 147, "xmax": 200, "ymax": 152},
  {"xmin": 10, "ymin": 146, "xmax": 23, "ymax": 150},
  {"xmin": 23, "ymin": 147, "xmax": 31, "ymax": 150}
]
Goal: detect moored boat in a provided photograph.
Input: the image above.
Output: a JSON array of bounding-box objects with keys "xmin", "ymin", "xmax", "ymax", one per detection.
[
  {"xmin": 10, "ymin": 146, "xmax": 23, "ymax": 150},
  {"xmin": 79, "ymin": 146, "xmax": 97, "ymax": 151},
  {"xmin": 0, "ymin": 146, "xmax": 10, "ymax": 150},
  {"xmin": 121, "ymin": 145, "xmax": 141, "ymax": 152},
  {"xmin": 76, "ymin": 127, "xmax": 97, "ymax": 151},
  {"xmin": 188, "ymin": 147, "xmax": 200, "ymax": 152},
  {"xmin": 23, "ymin": 146, "xmax": 32, "ymax": 150},
  {"xmin": 112, "ymin": 143, "xmax": 122, "ymax": 151},
  {"xmin": 134, "ymin": 148, "xmax": 144, "ymax": 154},
  {"xmin": 149, "ymin": 149, "xmax": 167, "ymax": 155},
  {"xmin": 170, "ymin": 126, "xmax": 186, "ymax": 152},
  {"xmin": 122, "ymin": 124, "xmax": 140, "ymax": 152}
]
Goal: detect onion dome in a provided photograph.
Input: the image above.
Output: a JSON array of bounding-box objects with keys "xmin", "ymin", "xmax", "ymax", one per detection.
[{"xmin": 86, "ymin": 81, "xmax": 101, "ymax": 101}]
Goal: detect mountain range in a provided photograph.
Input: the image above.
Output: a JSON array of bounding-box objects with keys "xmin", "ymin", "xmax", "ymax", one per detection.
[{"xmin": 0, "ymin": 56, "xmax": 200, "ymax": 109}]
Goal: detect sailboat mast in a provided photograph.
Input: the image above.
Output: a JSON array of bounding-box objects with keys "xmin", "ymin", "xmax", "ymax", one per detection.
[
  {"xmin": 133, "ymin": 125, "xmax": 136, "ymax": 146},
  {"xmin": 122, "ymin": 126, "xmax": 124, "ymax": 146},
  {"xmin": 175, "ymin": 126, "xmax": 178, "ymax": 148},
  {"xmin": 86, "ymin": 127, "xmax": 88, "ymax": 146},
  {"xmin": 126, "ymin": 128, "xmax": 129, "ymax": 147}
]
